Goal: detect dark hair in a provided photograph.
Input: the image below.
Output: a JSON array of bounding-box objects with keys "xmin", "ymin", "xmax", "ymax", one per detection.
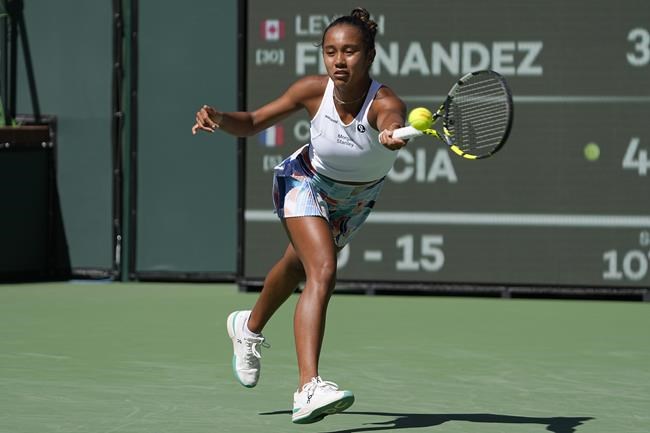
[{"xmin": 320, "ymin": 7, "xmax": 378, "ymax": 53}]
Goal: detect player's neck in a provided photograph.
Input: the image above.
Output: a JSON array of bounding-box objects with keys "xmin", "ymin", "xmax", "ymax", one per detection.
[{"xmin": 333, "ymin": 77, "xmax": 371, "ymax": 106}]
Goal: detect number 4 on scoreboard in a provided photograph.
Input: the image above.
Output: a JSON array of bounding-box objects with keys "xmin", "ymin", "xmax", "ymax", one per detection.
[{"xmin": 622, "ymin": 137, "xmax": 649, "ymax": 176}]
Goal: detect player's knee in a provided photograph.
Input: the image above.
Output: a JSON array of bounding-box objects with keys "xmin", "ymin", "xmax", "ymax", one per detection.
[{"xmin": 306, "ymin": 260, "xmax": 337, "ymax": 291}]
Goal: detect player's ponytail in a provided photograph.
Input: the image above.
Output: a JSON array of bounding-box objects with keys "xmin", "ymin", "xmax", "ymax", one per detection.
[{"xmin": 350, "ymin": 7, "xmax": 377, "ymax": 43}]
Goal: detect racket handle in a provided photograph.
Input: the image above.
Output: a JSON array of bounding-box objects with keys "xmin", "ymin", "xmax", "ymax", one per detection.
[{"xmin": 392, "ymin": 126, "xmax": 424, "ymax": 140}]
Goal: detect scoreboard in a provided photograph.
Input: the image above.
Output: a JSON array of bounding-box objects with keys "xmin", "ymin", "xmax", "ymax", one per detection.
[{"xmin": 241, "ymin": 0, "xmax": 650, "ymax": 289}]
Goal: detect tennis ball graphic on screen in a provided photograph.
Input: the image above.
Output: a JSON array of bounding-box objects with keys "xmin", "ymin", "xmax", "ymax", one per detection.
[
  {"xmin": 408, "ymin": 107, "xmax": 433, "ymax": 131},
  {"xmin": 584, "ymin": 142, "xmax": 600, "ymax": 161}
]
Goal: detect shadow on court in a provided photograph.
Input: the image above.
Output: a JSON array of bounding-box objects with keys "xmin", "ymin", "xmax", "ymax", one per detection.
[{"xmin": 259, "ymin": 410, "xmax": 593, "ymax": 433}]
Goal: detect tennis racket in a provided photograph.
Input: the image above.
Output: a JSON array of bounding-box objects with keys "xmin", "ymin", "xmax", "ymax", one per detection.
[{"xmin": 393, "ymin": 70, "xmax": 513, "ymax": 159}]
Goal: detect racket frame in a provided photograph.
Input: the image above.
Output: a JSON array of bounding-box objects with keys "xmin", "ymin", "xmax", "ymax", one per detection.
[{"xmin": 392, "ymin": 70, "xmax": 513, "ymax": 160}]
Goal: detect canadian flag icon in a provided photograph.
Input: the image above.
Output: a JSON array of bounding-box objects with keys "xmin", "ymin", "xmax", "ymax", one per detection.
[{"xmin": 260, "ymin": 19, "xmax": 285, "ymax": 41}]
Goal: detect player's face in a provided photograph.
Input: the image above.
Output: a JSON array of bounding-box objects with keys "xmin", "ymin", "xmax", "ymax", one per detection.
[{"xmin": 322, "ymin": 24, "xmax": 373, "ymax": 88}]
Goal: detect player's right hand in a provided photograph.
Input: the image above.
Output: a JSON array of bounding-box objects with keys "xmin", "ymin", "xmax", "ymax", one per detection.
[
  {"xmin": 378, "ymin": 129, "xmax": 408, "ymax": 151},
  {"xmin": 192, "ymin": 105, "xmax": 222, "ymax": 135}
]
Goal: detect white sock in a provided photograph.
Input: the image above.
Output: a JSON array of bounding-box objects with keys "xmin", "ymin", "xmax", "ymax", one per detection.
[{"xmin": 243, "ymin": 315, "xmax": 262, "ymax": 338}]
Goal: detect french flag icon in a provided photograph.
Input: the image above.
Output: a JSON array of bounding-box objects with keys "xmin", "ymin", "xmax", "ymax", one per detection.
[
  {"xmin": 258, "ymin": 124, "xmax": 284, "ymax": 147},
  {"xmin": 261, "ymin": 19, "xmax": 285, "ymax": 41}
]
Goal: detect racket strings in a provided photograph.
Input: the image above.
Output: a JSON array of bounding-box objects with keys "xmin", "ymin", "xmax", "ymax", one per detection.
[
  {"xmin": 455, "ymin": 90, "xmax": 508, "ymax": 115},
  {"xmin": 447, "ymin": 77, "xmax": 511, "ymax": 155}
]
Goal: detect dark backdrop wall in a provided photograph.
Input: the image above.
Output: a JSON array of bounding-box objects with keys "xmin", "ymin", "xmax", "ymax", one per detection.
[
  {"xmin": 16, "ymin": 0, "xmax": 113, "ymax": 273},
  {"xmin": 135, "ymin": 0, "xmax": 238, "ymax": 277},
  {"xmin": 13, "ymin": 0, "xmax": 239, "ymax": 278}
]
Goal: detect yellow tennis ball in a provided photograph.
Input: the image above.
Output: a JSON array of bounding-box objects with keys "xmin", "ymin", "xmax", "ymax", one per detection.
[
  {"xmin": 408, "ymin": 107, "xmax": 433, "ymax": 131},
  {"xmin": 584, "ymin": 142, "xmax": 600, "ymax": 161}
]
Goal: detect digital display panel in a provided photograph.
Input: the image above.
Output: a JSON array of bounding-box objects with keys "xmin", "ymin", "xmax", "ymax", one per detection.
[{"xmin": 243, "ymin": 0, "xmax": 650, "ymax": 288}]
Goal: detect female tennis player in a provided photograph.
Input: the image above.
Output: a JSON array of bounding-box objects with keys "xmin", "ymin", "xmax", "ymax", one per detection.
[{"xmin": 192, "ymin": 7, "xmax": 407, "ymax": 424}]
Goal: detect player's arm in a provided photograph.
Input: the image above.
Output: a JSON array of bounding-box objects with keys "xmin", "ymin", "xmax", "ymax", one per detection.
[
  {"xmin": 192, "ymin": 76, "xmax": 325, "ymax": 137},
  {"xmin": 370, "ymin": 87, "xmax": 408, "ymax": 150}
]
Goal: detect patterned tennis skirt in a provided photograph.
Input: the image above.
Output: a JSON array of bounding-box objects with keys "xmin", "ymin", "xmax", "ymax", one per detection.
[{"xmin": 272, "ymin": 144, "xmax": 385, "ymax": 248}]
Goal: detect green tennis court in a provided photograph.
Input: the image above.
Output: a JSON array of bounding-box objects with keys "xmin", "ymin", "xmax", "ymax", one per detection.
[{"xmin": 1, "ymin": 283, "xmax": 648, "ymax": 433}]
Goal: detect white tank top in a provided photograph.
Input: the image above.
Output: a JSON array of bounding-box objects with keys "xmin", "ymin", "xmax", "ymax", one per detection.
[{"xmin": 308, "ymin": 78, "xmax": 398, "ymax": 182}]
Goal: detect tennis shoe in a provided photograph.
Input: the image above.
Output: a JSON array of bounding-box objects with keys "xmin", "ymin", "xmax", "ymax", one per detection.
[
  {"xmin": 226, "ymin": 310, "xmax": 268, "ymax": 388},
  {"xmin": 292, "ymin": 377, "xmax": 355, "ymax": 424}
]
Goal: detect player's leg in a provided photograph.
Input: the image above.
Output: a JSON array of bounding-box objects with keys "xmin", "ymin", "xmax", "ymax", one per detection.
[
  {"xmin": 282, "ymin": 216, "xmax": 336, "ymax": 384},
  {"xmin": 284, "ymin": 216, "xmax": 354, "ymax": 424},
  {"xmin": 247, "ymin": 243, "xmax": 305, "ymax": 333},
  {"xmin": 227, "ymin": 243, "xmax": 305, "ymax": 388}
]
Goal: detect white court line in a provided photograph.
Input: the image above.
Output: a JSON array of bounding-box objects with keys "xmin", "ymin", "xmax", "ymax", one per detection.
[
  {"xmin": 402, "ymin": 95, "xmax": 650, "ymax": 104},
  {"xmin": 244, "ymin": 210, "xmax": 650, "ymax": 228}
]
